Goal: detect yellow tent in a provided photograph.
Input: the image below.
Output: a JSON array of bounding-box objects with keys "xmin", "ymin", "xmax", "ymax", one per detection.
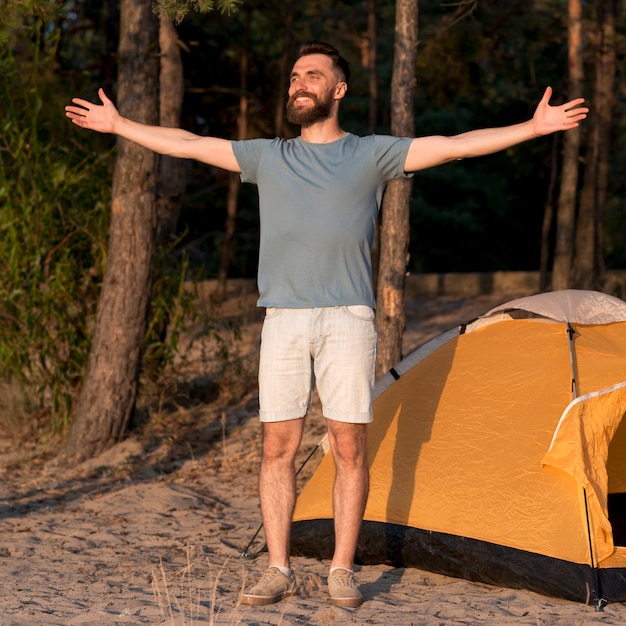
[{"xmin": 291, "ymin": 290, "xmax": 626, "ymax": 605}]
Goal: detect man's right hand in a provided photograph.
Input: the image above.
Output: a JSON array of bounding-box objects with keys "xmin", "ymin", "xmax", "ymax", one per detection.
[{"xmin": 65, "ymin": 88, "xmax": 118, "ymax": 134}]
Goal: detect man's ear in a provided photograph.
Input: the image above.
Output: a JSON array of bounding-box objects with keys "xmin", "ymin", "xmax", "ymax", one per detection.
[{"xmin": 335, "ymin": 81, "xmax": 348, "ymax": 100}]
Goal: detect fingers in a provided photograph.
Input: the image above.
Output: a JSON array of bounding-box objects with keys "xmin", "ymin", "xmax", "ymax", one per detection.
[
  {"xmin": 65, "ymin": 106, "xmax": 85, "ymax": 120},
  {"xmin": 541, "ymin": 86, "xmax": 587, "ymax": 113},
  {"xmin": 65, "ymin": 89, "xmax": 111, "ymax": 116},
  {"xmin": 567, "ymin": 107, "xmax": 588, "ymax": 118},
  {"xmin": 65, "ymin": 99, "xmax": 98, "ymax": 129},
  {"xmin": 64, "ymin": 104, "xmax": 89, "ymax": 123},
  {"xmin": 566, "ymin": 96, "xmax": 586, "ymax": 107},
  {"xmin": 562, "ymin": 98, "xmax": 589, "ymax": 126},
  {"xmin": 542, "ymin": 86, "xmax": 588, "ymax": 121},
  {"xmin": 564, "ymin": 98, "xmax": 587, "ymax": 113},
  {"xmin": 98, "ymin": 88, "xmax": 110, "ymax": 104},
  {"xmin": 555, "ymin": 94, "xmax": 587, "ymax": 114},
  {"xmin": 562, "ymin": 106, "xmax": 588, "ymax": 128},
  {"xmin": 540, "ymin": 85, "xmax": 553, "ymax": 105},
  {"xmin": 68, "ymin": 97, "xmax": 92, "ymax": 110}
]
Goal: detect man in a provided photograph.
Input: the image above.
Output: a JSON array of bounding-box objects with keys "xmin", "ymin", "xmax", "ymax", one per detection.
[{"xmin": 65, "ymin": 41, "xmax": 588, "ymax": 608}]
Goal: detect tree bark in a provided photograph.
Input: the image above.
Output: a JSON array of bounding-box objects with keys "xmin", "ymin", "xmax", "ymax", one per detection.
[
  {"xmin": 216, "ymin": 7, "xmax": 250, "ymax": 300},
  {"xmin": 367, "ymin": 0, "xmax": 378, "ymax": 136},
  {"xmin": 539, "ymin": 136, "xmax": 559, "ymax": 291},
  {"xmin": 141, "ymin": 16, "xmax": 188, "ymax": 375},
  {"xmin": 157, "ymin": 16, "xmax": 187, "ymax": 240},
  {"xmin": 274, "ymin": 0, "xmax": 294, "ymax": 138},
  {"xmin": 65, "ymin": 0, "xmax": 159, "ymax": 461},
  {"xmin": 551, "ymin": 0, "xmax": 583, "ymax": 290},
  {"xmin": 573, "ymin": 0, "xmax": 616, "ymax": 290},
  {"xmin": 368, "ymin": 0, "xmax": 383, "ymax": 292},
  {"xmin": 375, "ymin": 0, "xmax": 417, "ymax": 378}
]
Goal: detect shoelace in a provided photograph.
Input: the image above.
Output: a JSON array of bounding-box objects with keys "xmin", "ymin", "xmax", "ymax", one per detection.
[
  {"xmin": 331, "ymin": 570, "xmax": 356, "ymax": 588},
  {"xmin": 258, "ymin": 569, "xmax": 283, "ymax": 585}
]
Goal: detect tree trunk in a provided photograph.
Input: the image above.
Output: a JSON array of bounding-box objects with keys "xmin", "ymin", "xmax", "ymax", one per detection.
[
  {"xmin": 216, "ymin": 7, "xmax": 250, "ymax": 300},
  {"xmin": 539, "ymin": 136, "xmax": 559, "ymax": 291},
  {"xmin": 157, "ymin": 16, "xmax": 187, "ymax": 240},
  {"xmin": 368, "ymin": 0, "xmax": 383, "ymax": 292},
  {"xmin": 65, "ymin": 0, "xmax": 159, "ymax": 461},
  {"xmin": 367, "ymin": 0, "xmax": 378, "ymax": 136},
  {"xmin": 141, "ymin": 16, "xmax": 188, "ymax": 375},
  {"xmin": 375, "ymin": 0, "xmax": 417, "ymax": 378},
  {"xmin": 573, "ymin": 0, "xmax": 616, "ymax": 290},
  {"xmin": 274, "ymin": 0, "xmax": 294, "ymax": 138},
  {"xmin": 551, "ymin": 0, "xmax": 583, "ymax": 290}
]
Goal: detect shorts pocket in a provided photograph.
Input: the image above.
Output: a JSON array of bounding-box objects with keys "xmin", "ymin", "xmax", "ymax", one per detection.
[
  {"xmin": 342, "ymin": 305, "xmax": 375, "ymax": 321},
  {"xmin": 264, "ymin": 307, "xmax": 284, "ymax": 320}
]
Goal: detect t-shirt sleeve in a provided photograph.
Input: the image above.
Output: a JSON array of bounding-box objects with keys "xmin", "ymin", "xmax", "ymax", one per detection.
[
  {"xmin": 372, "ymin": 135, "xmax": 414, "ymax": 180},
  {"xmin": 231, "ymin": 138, "xmax": 273, "ymax": 184}
]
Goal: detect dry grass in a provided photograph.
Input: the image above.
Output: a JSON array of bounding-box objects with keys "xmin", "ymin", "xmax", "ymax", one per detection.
[
  {"xmin": 151, "ymin": 550, "xmax": 300, "ymax": 626},
  {"xmin": 152, "ymin": 549, "xmax": 233, "ymax": 625}
]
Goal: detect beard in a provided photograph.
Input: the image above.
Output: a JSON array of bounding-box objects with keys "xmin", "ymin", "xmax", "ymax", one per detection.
[{"xmin": 285, "ymin": 90, "xmax": 332, "ymax": 125}]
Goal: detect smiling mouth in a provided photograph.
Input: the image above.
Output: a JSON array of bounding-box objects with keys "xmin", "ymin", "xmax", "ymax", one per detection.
[{"xmin": 292, "ymin": 91, "xmax": 316, "ymax": 105}]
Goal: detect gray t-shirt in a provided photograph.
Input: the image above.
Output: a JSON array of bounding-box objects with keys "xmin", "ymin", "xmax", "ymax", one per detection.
[{"xmin": 232, "ymin": 133, "xmax": 413, "ymax": 308}]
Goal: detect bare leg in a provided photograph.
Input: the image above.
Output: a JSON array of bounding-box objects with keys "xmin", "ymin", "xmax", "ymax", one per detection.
[
  {"xmin": 326, "ymin": 420, "xmax": 369, "ymax": 570},
  {"xmin": 258, "ymin": 418, "xmax": 305, "ymax": 568}
]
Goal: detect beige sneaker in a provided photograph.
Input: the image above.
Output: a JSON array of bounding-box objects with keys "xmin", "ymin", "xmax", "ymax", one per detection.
[
  {"xmin": 328, "ymin": 568, "xmax": 363, "ymax": 608},
  {"xmin": 240, "ymin": 567, "xmax": 296, "ymax": 606}
]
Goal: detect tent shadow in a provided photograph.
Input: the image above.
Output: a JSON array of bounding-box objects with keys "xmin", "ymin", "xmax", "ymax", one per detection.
[
  {"xmin": 362, "ymin": 329, "xmax": 459, "ymax": 565},
  {"xmin": 357, "ymin": 564, "xmax": 407, "ymax": 601}
]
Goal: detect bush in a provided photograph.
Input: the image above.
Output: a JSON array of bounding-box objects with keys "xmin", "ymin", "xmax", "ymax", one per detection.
[{"xmin": 0, "ymin": 27, "xmax": 111, "ymax": 430}]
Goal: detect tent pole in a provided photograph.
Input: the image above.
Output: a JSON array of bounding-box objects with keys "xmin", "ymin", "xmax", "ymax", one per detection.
[
  {"xmin": 583, "ymin": 487, "xmax": 608, "ymax": 611},
  {"xmin": 566, "ymin": 323, "xmax": 578, "ymax": 400},
  {"xmin": 240, "ymin": 438, "xmax": 326, "ymax": 559},
  {"xmin": 567, "ymin": 324, "xmax": 607, "ymax": 608}
]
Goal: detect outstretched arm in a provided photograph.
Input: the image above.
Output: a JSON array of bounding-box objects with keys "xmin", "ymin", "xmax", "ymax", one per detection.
[
  {"xmin": 65, "ymin": 88, "xmax": 240, "ymax": 172},
  {"xmin": 404, "ymin": 86, "xmax": 588, "ymax": 173}
]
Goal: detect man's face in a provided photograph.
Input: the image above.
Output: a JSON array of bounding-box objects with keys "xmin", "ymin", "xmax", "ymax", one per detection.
[
  {"xmin": 285, "ymin": 88, "xmax": 333, "ymax": 125},
  {"xmin": 286, "ymin": 54, "xmax": 344, "ymax": 125}
]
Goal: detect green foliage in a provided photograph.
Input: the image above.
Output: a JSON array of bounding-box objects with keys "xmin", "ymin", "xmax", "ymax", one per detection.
[
  {"xmin": 142, "ymin": 234, "xmax": 198, "ymax": 379},
  {"xmin": 0, "ymin": 16, "xmax": 209, "ymax": 432},
  {"xmin": 154, "ymin": 0, "xmax": 241, "ymax": 24},
  {"xmin": 408, "ymin": 0, "xmax": 625, "ymax": 273},
  {"xmin": 1, "ymin": 2, "xmax": 253, "ymax": 437},
  {"xmin": 0, "ymin": 27, "xmax": 111, "ymax": 428},
  {"xmin": 0, "ymin": 0, "xmax": 64, "ymax": 43}
]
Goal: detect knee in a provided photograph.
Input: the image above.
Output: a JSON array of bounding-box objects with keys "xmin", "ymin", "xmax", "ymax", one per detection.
[
  {"xmin": 327, "ymin": 423, "xmax": 367, "ymax": 471},
  {"xmin": 261, "ymin": 423, "xmax": 302, "ymax": 465},
  {"xmin": 261, "ymin": 440, "xmax": 297, "ymax": 465},
  {"xmin": 331, "ymin": 439, "xmax": 367, "ymax": 473}
]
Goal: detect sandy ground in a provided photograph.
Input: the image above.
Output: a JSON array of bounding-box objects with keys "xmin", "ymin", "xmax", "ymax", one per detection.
[{"xmin": 2, "ymin": 292, "xmax": 626, "ymax": 625}]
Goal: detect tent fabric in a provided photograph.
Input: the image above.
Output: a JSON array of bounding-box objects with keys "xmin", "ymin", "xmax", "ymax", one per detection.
[
  {"xmin": 480, "ymin": 288, "xmax": 626, "ymax": 324},
  {"xmin": 543, "ymin": 382, "xmax": 626, "ymax": 564},
  {"xmin": 290, "ymin": 290, "xmax": 626, "ymax": 605}
]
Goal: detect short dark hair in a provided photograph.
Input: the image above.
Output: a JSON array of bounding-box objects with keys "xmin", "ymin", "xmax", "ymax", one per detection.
[{"xmin": 296, "ymin": 41, "xmax": 351, "ymax": 85}]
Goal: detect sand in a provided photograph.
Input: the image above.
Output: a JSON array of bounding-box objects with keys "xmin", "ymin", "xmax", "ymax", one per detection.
[{"xmin": 2, "ymin": 293, "xmax": 626, "ymax": 625}]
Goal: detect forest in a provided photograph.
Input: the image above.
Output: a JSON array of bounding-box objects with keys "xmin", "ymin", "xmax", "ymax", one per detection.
[{"xmin": 1, "ymin": 0, "xmax": 625, "ymax": 458}]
